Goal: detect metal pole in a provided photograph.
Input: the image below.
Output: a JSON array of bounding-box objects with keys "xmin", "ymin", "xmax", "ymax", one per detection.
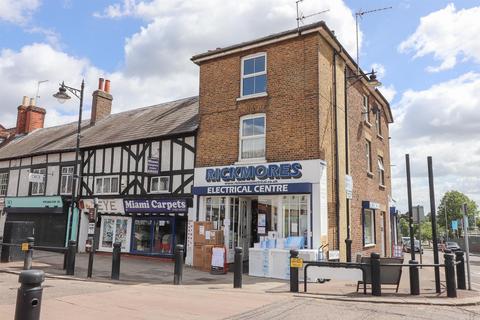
[
  {"xmin": 111, "ymin": 242, "xmax": 121, "ymax": 280},
  {"xmin": 445, "ymin": 202, "xmax": 449, "ymax": 241},
  {"xmin": 444, "ymin": 253, "xmax": 457, "ymax": 298},
  {"xmin": 417, "ymin": 205, "xmax": 423, "ymax": 268},
  {"xmin": 234, "ymin": 247, "xmax": 243, "ymax": 288},
  {"xmin": 14, "ymin": 270, "xmax": 44, "ymax": 320},
  {"xmin": 68, "ymin": 80, "xmax": 84, "ymax": 244},
  {"xmin": 289, "ymin": 249, "xmax": 299, "ymax": 293},
  {"xmin": 66, "ymin": 240, "xmax": 76, "ymax": 276},
  {"xmin": 23, "ymin": 237, "xmax": 34, "ymax": 270},
  {"xmin": 405, "ymin": 154, "xmax": 419, "ymax": 295},
  {"xmin": 355, "ymin": 13, "xmax": 359, "ymax": 75},
  {"xmin": 87, "ymin": 243, "xmax": 94, "ymax": 278},
  {"xmin": 455, "ymin": 251, "xmax": 466, "ymax": 290},
  {"xmin": 427, "ymin": 156, "xmax": 441, "ymax": 293},
  {"xmin": 462, "ymin": 203, "xmax": 472, "ymax": 290},
  {"xmin": 370, "ymin": 252, "xmax": 381, "ymax": 296},
  {"xmin": 173, "ymin": 244, "xmax": 184, "ymax": 285}
]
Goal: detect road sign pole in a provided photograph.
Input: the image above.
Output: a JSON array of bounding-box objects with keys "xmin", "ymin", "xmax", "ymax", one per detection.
[
  {"xmin": 462, "ymin": 203, "xmax": 471, "ymax": 290},
  {"xmin": 427, "ymin": 156, "xmax": 441, "ymax": 293}
]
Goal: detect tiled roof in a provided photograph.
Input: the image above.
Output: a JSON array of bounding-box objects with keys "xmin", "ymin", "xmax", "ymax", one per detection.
[{"xmin": 0, "ymin": 96, "xmax": 199, "ymax": 160}]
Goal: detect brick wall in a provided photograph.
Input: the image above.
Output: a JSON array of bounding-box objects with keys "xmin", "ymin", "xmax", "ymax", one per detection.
[
  {"xmin": 25, "ymin": 106, "xmax": 46, "ymax": 133},
  {"xmin": 91, "ymin": 90, "xmax": 113, "ymax": 124}
]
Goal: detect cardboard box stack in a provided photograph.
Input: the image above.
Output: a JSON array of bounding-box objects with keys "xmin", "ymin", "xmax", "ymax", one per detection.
[{"xmin": 193, "ymin": 221, "xmax": 225, "ymax": 272}]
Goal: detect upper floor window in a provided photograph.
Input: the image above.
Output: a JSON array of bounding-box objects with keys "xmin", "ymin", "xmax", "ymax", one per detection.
[
  {"xmin": 0, "ymin": 172, "xmax": 8, "ymax": 196},
  {"xmin": 378, "ymin": 156, "xmax": 385, "ymax": 186},
  {"xmin": 362, "ymin": 95, "xmax": 371, "ymax": 124},
  {"xmin": 375, "ymin": 108, "xmax": 383, "ymax": 137},
  {"xmin": 31, "ymin": 168, "xmax": 46, "ymax": 195},
  {"xmin": 95, "ymin": 176, "xmax": 119, "ymax": 195},
  {"xmin": 240, "ymin": 114, "xmax": 265, "ymax": 161},
  {"xmin": 241, "ymin": 53, "xmax": 267, "ymax": 97},
  {"xmin": 365, "ymin": 139, "xmax": 372, "ymax": 174},
  {"xmin": 60, "ymin": 166, "xmax": 74, "ymax": 195},
  {"xmin": 150, "ymin": 176, "xmax": 170, "ymax": 193}
]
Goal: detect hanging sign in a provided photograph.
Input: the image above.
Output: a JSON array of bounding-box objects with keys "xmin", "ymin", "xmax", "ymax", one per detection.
[
  {"xmin": 345, "ymin": 175, "xmax": 353, "ymax": 199},
  {"xmin": 147, "ymin": 158, "xmax": 159, "ymax": 174}
]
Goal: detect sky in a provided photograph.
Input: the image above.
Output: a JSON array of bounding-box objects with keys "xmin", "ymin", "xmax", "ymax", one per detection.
[{"xmin": 0, "ymin": 0, "xmax": 479, "ymax": 213}]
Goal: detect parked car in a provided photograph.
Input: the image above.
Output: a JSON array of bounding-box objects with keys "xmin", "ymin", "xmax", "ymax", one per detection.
[
  {"xmin": 444, "ymin": 241, "xmax": 461, "ymax": 253},
  {"xmin": 403, "ymin": 239, "xmax": 423, "ymax": 254}
]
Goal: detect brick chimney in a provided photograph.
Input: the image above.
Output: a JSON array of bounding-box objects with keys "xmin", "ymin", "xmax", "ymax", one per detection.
[
  {"xmin": 16, "ymin": 96, "xmax": 46, "ymax": 134},
  {"xmin": 91, "ymin": 78, "xmax": 113, "ymax": 125},
  {"xmin": 24, "ymin": 98, "xmax": 46, "ymax": 133}
]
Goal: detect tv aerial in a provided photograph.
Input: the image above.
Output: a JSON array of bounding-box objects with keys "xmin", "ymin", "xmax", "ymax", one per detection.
[{"xmin": 296, "ymin": 0, "xmax": 330, "ymax": 33}]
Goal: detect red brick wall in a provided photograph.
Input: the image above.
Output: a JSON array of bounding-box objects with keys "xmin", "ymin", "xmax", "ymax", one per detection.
[{"xmin": 25, "ymin": 107, "xmax": 46, "ymax": 133}]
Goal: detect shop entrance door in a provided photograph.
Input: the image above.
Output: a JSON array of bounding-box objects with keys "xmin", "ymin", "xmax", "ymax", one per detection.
[{"xmin": 238, "ymin": 198, "xmax": 250, "ymax": 261}]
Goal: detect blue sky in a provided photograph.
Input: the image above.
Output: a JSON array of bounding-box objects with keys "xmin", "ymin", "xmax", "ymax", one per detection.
[{"xmin": 1, "ymin": 0, "xmax": 480, "ymax": 212}]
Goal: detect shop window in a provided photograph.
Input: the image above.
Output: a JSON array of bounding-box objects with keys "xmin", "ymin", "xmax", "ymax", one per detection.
[
  {"xmin": 241, "ymin": 53, "xmax": 267, "ymax": 97},
  {"xmin": 205, "ymin": 196, "xmax": 226, "ymax": 230},
  {"xmin": 365, "ymin": 139, "xmax": 372, "ymax": 174},
  {"xmin": 364, "ymin": 209, "xmax": 375, "ymax": 246},
  {"xmin": 31, "ymin": 168, "xmax": 46, "ymax": 195},
  {"xmin": 132, "ymin": 219, "xmax": 152, "ymax": 252},
  {"xmin": 0, "ymin": 172, "xmax": 8, "ymax": 196},
  {"xmin": 240, "ymin": 114, "xmax": 265, "ymax": 161},
  {"xmin": 378, "ymin": 156, "xmax": 385, "ymax": 187},
  {"xmin": 362, "ymin": 95, "xmax": 371, "ymax": 124},
  {"xmin": 282, "ymin": 195, "xmax": 308, "ymax": 247},
  {"xmin": 150, "ymin": 176, "xmax": 170, "ymax": 193},
  {"xmin": 101, "ymin": 217, "xmax": 129, "ymax": 250},
  {"xmin": 60, "ymin": 166, "xmax": 74, "ymax": 195},
  {"xmin": 95, "ymin": 176, "xmax": 119, "ymax": 195}
]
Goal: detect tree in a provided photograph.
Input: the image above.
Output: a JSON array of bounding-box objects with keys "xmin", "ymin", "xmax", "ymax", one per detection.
[{"xmin": 437, "ymin": 190, "xmax": 478, "ymax": 237}]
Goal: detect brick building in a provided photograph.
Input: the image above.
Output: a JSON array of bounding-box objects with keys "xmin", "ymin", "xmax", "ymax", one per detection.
[{"xmin": 190, "ymin": 21, "xmax": 393, "ymax": 263}]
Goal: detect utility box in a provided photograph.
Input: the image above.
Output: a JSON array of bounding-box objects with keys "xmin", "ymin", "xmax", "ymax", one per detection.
[{"xmin": 1, "ymin": 221, "xmax": 34, "ymax": 262}]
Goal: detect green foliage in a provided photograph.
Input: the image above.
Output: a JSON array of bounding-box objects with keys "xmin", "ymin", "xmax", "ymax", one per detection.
[{"xmin": 437, "ymin": 190, "xmax": 478, "ymax": 236}]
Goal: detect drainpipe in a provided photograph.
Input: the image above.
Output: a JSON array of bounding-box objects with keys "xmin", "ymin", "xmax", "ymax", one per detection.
[{"xmin": 333, "ymin": 51, "xmax": 340, "ymax": 251}]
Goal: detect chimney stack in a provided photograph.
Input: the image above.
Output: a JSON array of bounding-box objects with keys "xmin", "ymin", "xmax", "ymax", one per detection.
[
  {"xmin": 91, "ymin": 78, "xmax": 113, "ymax": 125},
  {"xmin": 16, "ymin": 96, "xmax": 46, "ymax": 134}
]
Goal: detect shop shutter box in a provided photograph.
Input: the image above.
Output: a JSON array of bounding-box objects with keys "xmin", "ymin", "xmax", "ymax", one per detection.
[{"xmin": 194, "ymin": 221, "xmax": 213, "ymax": 245}]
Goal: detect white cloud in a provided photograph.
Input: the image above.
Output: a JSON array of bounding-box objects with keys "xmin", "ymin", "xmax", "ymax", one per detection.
[
  {"xmin": 390, "ymin": 72, "xmax": 480, "ymax": 212},
  {"xmin": 379, "ymin": 84, "xmax": 396, "ymax": 103},
  {"xmin": 0, "ymin": 0, "xmax": 41, "ymax": 24},
  {"xmin": 370, "ymin": 63, "xmax": 386, "ymax": 78},
  {"xmin": 399, "ymin": 3, "xmax": 480, "ymax": 72}
]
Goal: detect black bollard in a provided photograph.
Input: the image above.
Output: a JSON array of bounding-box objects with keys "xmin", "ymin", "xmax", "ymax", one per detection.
[
  {"xmin": 111, "ymin": 242, "xmax": 121, "ymax": 280},
  {"xmin": 444, "ymin": 253, "xmax": 457, "ymax": 298},
  {"xmin": 290, "ymin": 249, "xmax": 299, "ymax": 293},
  {"xmin": 370, "ymin": 253, "xmax": 381, "ymax": 296},
  {"xmin": 345, "ymin": 239, "xmax": 353, "ymax": 263},
  {"xmin": 23, "ymin": 237, "xmax": 35, "ymax": 270},
  {"xmin": 234, "ymin": 247, "xmax": 243, "ymax": 288},
  {"xmin": 66, "ymin": 240, "xmax": 76, "ymax": 276},
  {"xmin": 14, "ymin": 269, "xmax": 45, "ymax": 320},
  {"xmin": 173, "ymin": 244, "xmax": 184, "ymax": 285},
  {"xmin": 409, "ymin": 260, "xmax": 420, "ymax": 295},
  {"xmin": 455, "ymin": 251, "xmax": 466, "ymax": 290}
]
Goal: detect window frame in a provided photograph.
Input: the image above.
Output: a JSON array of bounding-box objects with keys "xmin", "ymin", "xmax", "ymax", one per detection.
[
  {"xmin": 240, "ymin": 52, "xmax": 267, "ymax": 98},
  {"xmin": 238, "ymin": 113, "xmax": 266, "ymax": 162},
  {"xmin": 60, "ymin": 166, "xmax": 74, "ymax": 195},
  {"xmin": 30, "ymin": 168, "xmax": 46, "ymax": 196},
  {"xmin": 375, "ymin": 108, "xmax": 383, "ymax": 137},
  {"xmin": 94, "ymin": 175, "xmax": 120, "ymax": 195},
  {"xmin": 365, "ymin": 139, "xmax": 373, "ymax": 175},
  {"xmin": 362, "ymin": 94, "xmax": 371, "ymax": 125},
  {"xmin": 0, "ymin": 172, "xmax": 8, "ymax": 196},
  {"xmin": 377, "ymin": 155, "xmax": 385, "ymax": 187},
  {"xmin": 150, "ymin": 176, "xmax": 170, "ymax": 194},
  {"xmin": 363, "ymin": 209, "xmax": 376, "ymax": 246}
]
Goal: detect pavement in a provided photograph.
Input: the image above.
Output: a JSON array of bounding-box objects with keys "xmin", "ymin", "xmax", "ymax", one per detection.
[{"xmin": 0, "ymin": 248, "xmax": 479, "ymax": 319}]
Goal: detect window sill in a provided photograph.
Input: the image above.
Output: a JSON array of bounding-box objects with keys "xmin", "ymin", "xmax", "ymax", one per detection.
[
  {"xmin": 235, "ymin": 158, "xmax": 267, "ymax": 165},
  {"xmin": 364, "ymin": 244, "xmax": 376, "ymax": 248},
  {"xmin": 367, "ymin": 171, "xmax": 374, "ymax": 178},
  {"xmin": 236, "ymin": 92, "xmax": 268, "ymax": 102},
  {"xmin": 364, "ymin": 120, "xmax": 372, "ymax": 128},
  {"xmin": 377, "ymin": 134, "xmax": 384, "ymax": 140},
  {"xmin": 379, "ymin": 184, "xmax": 386, "ymax": 191},
  {"xmin": 149, "ymin": 191, "xmax": 170, "ymax": 194}
]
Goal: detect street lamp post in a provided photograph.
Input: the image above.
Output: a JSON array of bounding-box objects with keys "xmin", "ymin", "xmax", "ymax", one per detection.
[{"xmin": 53, "ymin": 80, "xmax": 85, "ymax": 244}]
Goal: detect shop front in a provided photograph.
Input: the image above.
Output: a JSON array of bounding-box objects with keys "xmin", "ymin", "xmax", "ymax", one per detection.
[
  {"xmin": 192, "ymin": 159, "xmax": 328, "ymax": 264},
  {"xmin": 124, "ymin": 198, "xmax": 188, "ymax": 257},
  {"xmin": 3, "ymin": 196, "xmax": 67, "ymax": 247}
]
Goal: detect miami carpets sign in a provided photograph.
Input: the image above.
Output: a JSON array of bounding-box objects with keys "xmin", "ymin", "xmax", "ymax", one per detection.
[{"xmin": 123, "ymin": 199, "xmax": 187, "ymax": 213}]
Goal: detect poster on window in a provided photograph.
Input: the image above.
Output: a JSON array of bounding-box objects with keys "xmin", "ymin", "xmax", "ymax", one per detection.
[{"xmin": 258, "ymin": 214, "xmax": 266, "ymax": 227}]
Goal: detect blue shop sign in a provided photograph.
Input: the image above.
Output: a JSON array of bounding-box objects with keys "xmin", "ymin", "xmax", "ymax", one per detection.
[
  {"xmin": 123, "ymin": 199, "xmax": 188, "ymax": 213},
  {"xmin": 362, "ymin": 201, "xmax": 380, "ymax": 210},
  {"xmin": 192, "ymin": 183, "xmax": 312, "ymax": 196},
  {"xmin": 147, "ymin": 157, "xmax": 159, "ymax": 174},
  {"xmin": 206, "ymin": 162, "xmax": 303, "ymax": 182}
]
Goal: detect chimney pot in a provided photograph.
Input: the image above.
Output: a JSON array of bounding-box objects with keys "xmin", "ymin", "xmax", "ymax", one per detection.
[
  {"xmin": 98, "ymin": 78, "xmax": 105, "ymax": 91},
  {"xmin": 29, "ymin": 98, "xmax": 36, "ymax": 107},
  {"xmin": 22, "ymin": 96, "xmax": 29, "ymax": 106},
  {"xmin": 104, "ymin": 79, "xmax": 111, "ymax": 93}
]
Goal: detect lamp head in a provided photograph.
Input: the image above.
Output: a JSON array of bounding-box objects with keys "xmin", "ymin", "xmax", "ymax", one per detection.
[
  {"xmin": 53, "ymin": 83, "xmax": 71, "ymax": 104},
  {"xmin": 368, "ymin": 69, "xmax": 382, "ymax": 87}
]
